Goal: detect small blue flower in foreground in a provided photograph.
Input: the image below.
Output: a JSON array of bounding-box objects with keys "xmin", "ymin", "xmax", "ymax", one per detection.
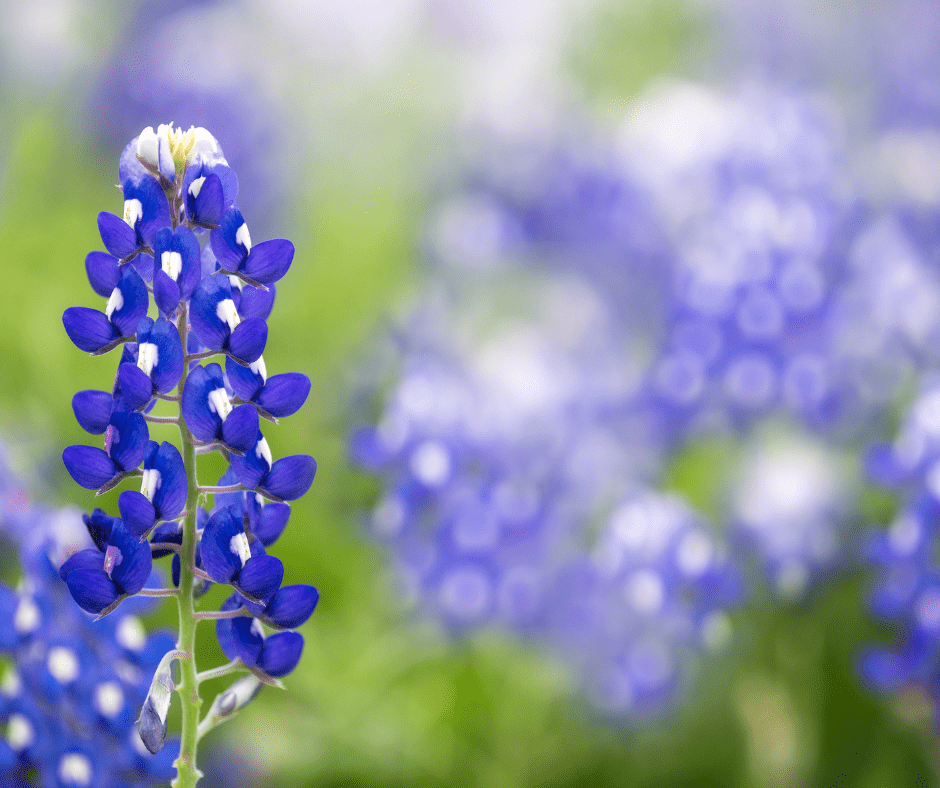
[{"xmin": 59, "ymin": 122, "xmax": 319, "ymax": 782}]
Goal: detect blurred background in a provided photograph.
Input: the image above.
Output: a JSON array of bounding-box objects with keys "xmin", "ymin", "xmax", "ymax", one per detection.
[{"xmin": 2, "ymin": 0, "xmax": 940, "ymax": 785}]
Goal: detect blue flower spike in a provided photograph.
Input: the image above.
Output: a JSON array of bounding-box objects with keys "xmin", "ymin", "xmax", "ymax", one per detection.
[{"xmin": 61, "ymin": 122, "xmax": 316, "ymax": 784}]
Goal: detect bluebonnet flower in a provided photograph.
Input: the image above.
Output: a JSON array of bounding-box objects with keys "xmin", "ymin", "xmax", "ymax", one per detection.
[
  {"xmin": 0, "ymin": 455, "xmax": 177, "ymax": 787},
  {"xmin": 861, "ymin": 379, "xmax": 940, "ymax": 720},
  {"xmin": 60, "ymin": 123, "xmax": 319, "ymax": 780}
]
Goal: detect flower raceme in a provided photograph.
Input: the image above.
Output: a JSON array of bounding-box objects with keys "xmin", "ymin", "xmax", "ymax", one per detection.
[{"xmin": 59, "ymin": 123, "xmax": 318, "ymax": 787}]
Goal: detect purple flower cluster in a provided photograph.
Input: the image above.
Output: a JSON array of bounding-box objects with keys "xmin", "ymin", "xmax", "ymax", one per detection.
[
  {"xmin": 862, "ymin": 380, "xmax": 940, "ymax": 719},
  {"xmin": 59, "ymin": 124, "xmax": 318, "ymax": 762},
  {"xmin": 0, "ymin": 453, "xmax": 176, "ymax": 787}
]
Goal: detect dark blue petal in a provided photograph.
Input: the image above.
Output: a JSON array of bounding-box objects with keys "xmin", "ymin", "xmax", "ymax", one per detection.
[
  {"xmin": 235, "ymin": 282, "xmax": 276, "ymax": 321},
  {"xmin": 66, "ymin": 569, "xmax": 120, "ymax": 615},
  {"xmin": 125, "ymin": 176, "xmax": 171, "ymax": 247},
  {"xmin": 83, "ymin": 508, "xmax": 119, "ymax": 550},
  {"xmin": 110, "ymin": 266, "xmax": 150, "ymax": 337},
  {"xmin": 151, "ymin": 442, "xmax": 187, "ymax": 521},
  {"xmin": 230, "ymin": 616, "xmax": 264, "ymax": 667},
  {"xmin": 253, "ymin": 502, "xmax": 290, "ymax": 547},
  {"xmin": 118, "ymin": 362, "xmax": 154, "ymax": 411},
  {"xmin": 257, "ymin": 632, "xmax": 304, "ymax": 678},
  {"xmin": 257, "ymin": 373, "xmax": 310, "ymax": 418},
  {"xmin": 262, "ymin": 585, "xmax": 319, "ymax": 630},
  {"xmin": 63, "ymin": 307, "xmax": 117, "ymax": 352},
  {"xmin": 59, "ymin": 549, "xmax": 106, "ymax": 582},
  {"xmin": 210, "ymin": 207, "xmax": 249, "ymax": 271},
  {"xmin": 72, "ymin": 390, "xmax": 114, "ymax": 434},
  {"xmin": 108, "ymin": 410, "xmax": 149, "ymax": 472},
  {"xmin": 222, "ymin": 404, "xmax": 259, "ymax": 453},
  {"xmin": 129, "ymin": 252, "xmax": 155, "ymax": 282},
  {"xmin": 225, "ymin": 355, "xmax": 265, "ymax": 402},
  {"xmin": 119, "ymin": 491, "xmax": 157, "ymax": 537},
  {"xmin": 63, "ymin": 446, "xmax": 118, "ymax": 489},
  {"xmin": 235, "ymin": 555, "xmax": 283, "ymax": 602},
  {"xmin": 182, "ymin": 363, "xmax": 223, "ymax": 442},
  {"xmin": 175, "ymin": 226, "xmax": 202, "ymax": 301},
  {"xmin": 85, "ymin": 251, "xmax": 121, "ymax": 297},
  {"xmin": 190, "ymin": 277, "xmax": 233, "ymax": 351},
  {"xmin": 150, "ymin": 521, "xmax": 182, "ymax": 558},
  {"xmin": 200, "ymin": 507, "xmax": 244, "ymax": 584},
  {"xmin": 262, "ymin": 455, "xmax": 317, "ymax": 501},
  {"xmin": 109, "ymin": 524, "xmax": 154, "ymax": 595},
  {"xmin": 244, "ymin": 239, "xmax": 293, "ymax": 284},
  {"xmin": 149, "ymin": 318, "xmax": 185, "ymax": 394},
  {"xmin": 98, "ymin": 211, "xmax": 138, "ymax": 259},
  {"xmin": 154, "ymin": 270, "xmax": 181, "ymax": 317},
  {"xmin": 230, "ymin": 431, "xmax": 269, "ymax": 490},
  {"xmin": 228, "ymin": 317, "xmax": 267, "ymax": 363},
  {"xmin": 193, "ymin": 172, "xmax": 224, "ymax": 226}
]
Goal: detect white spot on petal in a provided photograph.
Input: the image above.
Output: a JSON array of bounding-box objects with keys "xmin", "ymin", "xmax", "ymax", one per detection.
[
  {"xmin": 677, "ymin": 531, "xmax": 713, "ymax": 577},
  {"xmin": 14, "ymin": 596, "xmax": 40, "ymax": 634},
  {"xmin": 625, "ymin": 570, "xmax": 664, "ymax": 615},
  {"xmin": 47, "ymin": 646, "xmax": 79, "ymax": 684},
  {"xmin": 7, "ymin": 713, "xmax": 34, "ymax": 751},
  {"xmin": 123, "ymin": 198, "xmax": 143, "ymax": 229},
  {"xmin": 235, "ymin": 222, "xmax": 252, "ymax": 253},
  {"xmin": 161, "ymin": 250, "xmax": 182, "ymax": 281},
  {"xmin": 208, "ymin": 387, "xmax": 232, "ymax": 422},
  {"xmin": 58, "ymin": 753, "xmax": 92, "ymax": 786},
  {"xmin": 140, "ymin": 468, "xmax": 162, "ymax": 502},
  {"xmin": 116, "ymin": 616, "xmax": 146, "ymax": 651},
  {"xmin": 136, "ymin": 126, "xmax": 159, "ymax": 165},
  {"xmin": 188, "ymin": 175, "xmax": 206, "ymax": 199},
  {"xmin": 410, "ymin": 441, "xmax": 450, "ymax": 487},
  {"xmin": 1, "ymin": 667, "xmax": 21, "ymax": 698},
  {"xmin": 105, "ymin": 287, "xmax": 124, "ymax": 320},
  {"xmin": 94, "ymin": 681, "xmax": 124, "ymax": 718},
  {"xmin": 137, "ymin": 342, "xmax": 159, "ymax": 377},
  {"xmin": 249, "ymin": 356, "xmax": 268, "ymax": 384},
  {"xmin": 255, "ymin": 437, "xmax": 272, "ymax": 469},
  {"xmin": 216, "ymin": 298, "xmax": 241, "ymax": 332},
  {"xmin": 229, "ymin": 532, "xmax": 252, "ymax": 567}
]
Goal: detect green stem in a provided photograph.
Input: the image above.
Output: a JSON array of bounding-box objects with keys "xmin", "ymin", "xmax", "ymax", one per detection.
[{"xmin": 172, "ymin": 303, "xmax": 203, "ymax": 788}]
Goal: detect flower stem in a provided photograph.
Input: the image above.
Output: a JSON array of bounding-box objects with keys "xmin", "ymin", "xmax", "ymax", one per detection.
[{"xmin": 172, "ymin": 301, "xmax": 204, "ymax": 788}]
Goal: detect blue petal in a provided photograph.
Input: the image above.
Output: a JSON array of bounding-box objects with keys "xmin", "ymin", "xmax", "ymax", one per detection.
[
  {"xmin": 225, "ymin": 355, "xmax": 264, "ymax": 401},
  {"xmin": 262, "ymin": 585, "xmax": 319, "ymax": 629},
  {"xmin": 150, "ymin": 318, "xmax": 185, "ymax": 394},
  {"xmin": 231, "ymin": 431, "xmax": 268, "ymax": 490},
  {"xmin": 222, "ymin": 404, "xmax": 259, "ymax": 453},
  {"xmin": 63, "ymin": 446, "xmax": 118, "ymax": 489},
  {"xmin": 152, "ymin": 442, "xmax": 187, "ymax": 521},
  {"xmin": 230, "ymin": 616, "xmax": 265, "ymax": 667},
  {"xmin": 150, "ymin": 521, "xmax": 182, "ymax": 558},
  {"xmin": 253, "ymin": 502, "xmax": 290, "ymax": 547},
  {"xmin": 262, "ymin": 455, "xmax": 317, "ymax": 501},
  {"xmin": 98, "ymin": 211, "xmax": 138, "ymax": 259},
  {"xmin": 124, "ymin": 176, "xmax": 171, "ymax": 247},
  {"xmin": 154, "ymin": 270, "xmax": 181, "ymax": 317},
  {"xmin": 118, "ymin": 362, "xmax": 153, "ymax": 410},
  {"xmin": 214, "ymin": 595, "xmax": 246, "ymax": 660},
  {"xmin": 85, "ymin": 251, "xmax": 121, "ymax": 297},
  {"xmin": 235, "ymin": 281, "xmax": 276, "ymax": 321},
  {"xmin": 59, "ymin": 549, "xmax": 106, "ymax": 582},
  {"xmin": 119, "ymin": 490, "xmax": 157, "ymax": 537},
  {"xmin": 66, "ymin": 569, "xmax": 120, "ymax": 615},
  {"xmin": 244, "ymin": 239, "xmax": 294, "ymax": 285},
  {"xmin": 83, "ymin": 508, "xmax": 120, "ymax": 550},
  {"xmin": 72, "ymin": 390, "xmax": 114, "ymax": 434},
  {"xmin": 235, "ymin": 555, "xmax": 283, "ymax": 602},
  {"xmin": 108, "ymin": 410, "xmax": 149, "ymax": 472},
  {"xmin": 110, "ymin": 266, "xmax": 150, "ymax": 337},
  {"xmin": 210, "ymin": 207, "xmax": 249, "ymax": 271},
  {"xmin": 191, "ymin": 172, "xmax": 225, "ymax": 226},
  {"xmin": 109, "ymin": 524, "xmax": 154, "ymax": 595},
  {"xmin": 129, "ymin": 252, "xmax": 155, "ymax": 282},
  {"xmin": 118, "ymin": 137, "xmax": 149, "ymax": 185},
  {"xmin": 200, "ymin": 507, "xmax": 244, "ymax": 584},
  {"xmin": 228, "ymin": 317, "xmax": 267, "ymax": 363},
  {"xmin": 181, "ymin": 363, "xmax": 223, "ymax": 442},
  {"xmin": 257, "ymin": 373, "xmax": 310, "ymax": 418},
  {"xmin": 190, "ymin": 277, "xmax": 233, "ymax": 351},
  {"xmin": 63, "ymin": 307, "xmax": 117, "ymax": 352},
  {"xmin": 257, "ymin": 631, "xmax": 304, "ymax": 677}
]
